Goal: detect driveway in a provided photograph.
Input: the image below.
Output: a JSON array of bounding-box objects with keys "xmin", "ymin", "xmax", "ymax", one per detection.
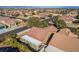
[{"xmin": 39, "ymin": 45, "xmax": 63, "ymax": 52}]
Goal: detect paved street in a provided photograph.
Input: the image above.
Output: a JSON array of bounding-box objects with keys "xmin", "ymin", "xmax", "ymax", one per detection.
[{"xmin": 0, "ymin": 26, "xmax": 29, "ymax": 40}]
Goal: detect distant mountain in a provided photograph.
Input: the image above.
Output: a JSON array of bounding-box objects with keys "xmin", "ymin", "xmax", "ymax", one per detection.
[{"xmin": 0, "ymin": 6, "xmax": 79, "ymax": 8}]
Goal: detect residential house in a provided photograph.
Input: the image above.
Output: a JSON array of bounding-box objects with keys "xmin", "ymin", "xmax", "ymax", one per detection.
[
  {"xmin": 21, "ymin": 25, "xmax": 57, "ymax": 51},
  {"xmin": 38, "ymin": 13, "xmax": 49, "ymax": 19},
  {"xmin": 14, "ymin": 19, "xmax": 25, "ymax": 26},
  {"xmin": 68, "ymin": 10, "xmax": 78, "ymax": 17},
  {"xmin": 61, "ymin": 15, "xmax": 75, "ymax": 23},
  {"xmin": 52, "ymin": 14, "xmax": 62, "ymax": 16},
  {"xmin": 60, "ymin": 14, "xmax": 79, "ymax": 28},
  {"xmin": 49, "ymin": 28, "xmax": 79, "ymax": 52},
  {"xmin": 0, "ymin": 17, "xmax": 16, "ymax": 28}
]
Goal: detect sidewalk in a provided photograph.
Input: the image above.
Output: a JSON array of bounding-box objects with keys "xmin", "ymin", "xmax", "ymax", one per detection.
[{"xmin": 39, "ymin": 45, "xmax": 63, "ymax": 52}]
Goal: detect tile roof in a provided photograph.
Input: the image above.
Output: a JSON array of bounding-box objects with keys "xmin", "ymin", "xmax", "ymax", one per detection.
[
  {"xmin": 61, "ymin": 15, "xmax": 74, "ymax": 21},
  {"xmin": 27, "ymin": 25, "xmax": 57, "ymax": 43},
  {"xmin": 0, "ymin": 17, "xmax": 15, "ymax": 25},
  {"xmin": 49, "ymin": 28, "xmax": 79, "ymax": 51}
]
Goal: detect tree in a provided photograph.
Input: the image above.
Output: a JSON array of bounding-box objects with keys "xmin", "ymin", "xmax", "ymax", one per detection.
[
  {"xmin": 27, "ymin": 17, "xmax": 40, "ymax": 27},
  {"xmin": 48, "ymin": 14, "xmax": 52, "ymax": 17},
  {"xmin": 75, "ymin": 15, "xmax": 79, "ymax": 19},
  {"xmin": 3, "ymin": 34, "xmax": 31, "ymax": 52},
  {"xmin": 39, "ymin": 20, "xmax": 48, "ymax": 28},
  {"xmin": 32, "ymin": 12, "xmax": 36, "ymax": 15},
  {"xmin": 73, "ymin": 20, "xmax": 79, "ymax": 24},
  {"xmin": 76, "ymin": 27, "xmax": 79, "ymax": 38},
  {"xmin": 54, "ymin": 17, "xmax": 67, "ymax": 29},
  {"xmin": 53, "ymin": 16, "xmax": 59, "ymax": 22},
  {"xmin": 56, "ymin": 20, "xmax": 66, "ymax": 28},
  {"xmin": 27, "ymin": 17, "xmax": 48, "ymax": 28},
  {"xmin": 24, "ymin": 14, "xmax": 27, "ymax": 17},
  {"xmin": 9, "ymin": 33, "xmax": 17, "ymax": 38}
]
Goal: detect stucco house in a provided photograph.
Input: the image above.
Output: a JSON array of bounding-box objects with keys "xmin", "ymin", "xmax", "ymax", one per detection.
[
  {"xmin": 21, "ymin": 25, "xmax": 57, "ymax": 51},
  {"xmin": 49, "ymin": 28, "xmax": 79, "ymax": 52},
  {"xmin": 0, "ymin": 17, "xmax": 16, "ymax": 28}
]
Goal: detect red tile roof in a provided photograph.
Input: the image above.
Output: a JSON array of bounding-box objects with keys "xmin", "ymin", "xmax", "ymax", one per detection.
[
  {"xmin": 61, "ymin": 15, "xmax": 74, "ymax": 21},
  {"xmin": 27, "ymin": 25, "xmax": 57, "ymax": 42},
  {"xmin": 49, "ymin": 28, "xmax": 79, "ymax": 51},
  {"xmin": 0, "ymin": 17, "xmax": 15, "ymax": 25}
]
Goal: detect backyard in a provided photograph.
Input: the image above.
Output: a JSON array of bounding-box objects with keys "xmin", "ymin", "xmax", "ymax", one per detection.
[{"xmin": 0, "ymin": 34, "xmax": 32, "ymax": 52}]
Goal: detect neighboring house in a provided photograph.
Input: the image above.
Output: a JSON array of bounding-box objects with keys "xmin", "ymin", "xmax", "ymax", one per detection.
[
  {"xmin": 14, "ymin": 19, "xmax": 25, "ymax": 26},
  {"xmin": 32, "ymin": 13, "xmax": 49, "ymax": 19},
  {"xmin": 68, "ymin": 10, "xmax": 78, "ymax": 17},
  {"xmin": 17, "ymin": 14, "xmax": 24, "ymax": 19},
  {"xmin": 24, "ymin": 12, "xmax": 32, "ymax": 16},
  {"xmin": 0, "ymin": 17, "xmax": 16, "ymax": 28},
  {"xmin": 62, "ymin": 15, "xmax": 79, "ymax": 28},
  {"xmin": 61, "ymin": 15, "xmax": 75, "ymax": 22},
  {"xmin": 49, "ymin": 28, "xmax": 79, "ymax": 52},
  {"xmin": 60, "ymin": 15, "xmax": 78, "ymax": 28},
  {"xmin": 21, "ymin": 25, "xmax": 57, "ymax": 51},
  {"xmin": 52, "ymin": 14, "xmax": 62, "ymax": 16},
  {"xmin": 32, "ymin": 15, "xmax": 40, "ymax": 19},
  {"xmin": 38, "ymin": 13, "xmax": 49, "ymax": 19}
]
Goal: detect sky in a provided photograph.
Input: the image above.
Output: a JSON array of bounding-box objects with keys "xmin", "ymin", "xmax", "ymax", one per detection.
[{"xmin": 0, "ymin": 6, "xmax": 79, "ymax": 8}]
